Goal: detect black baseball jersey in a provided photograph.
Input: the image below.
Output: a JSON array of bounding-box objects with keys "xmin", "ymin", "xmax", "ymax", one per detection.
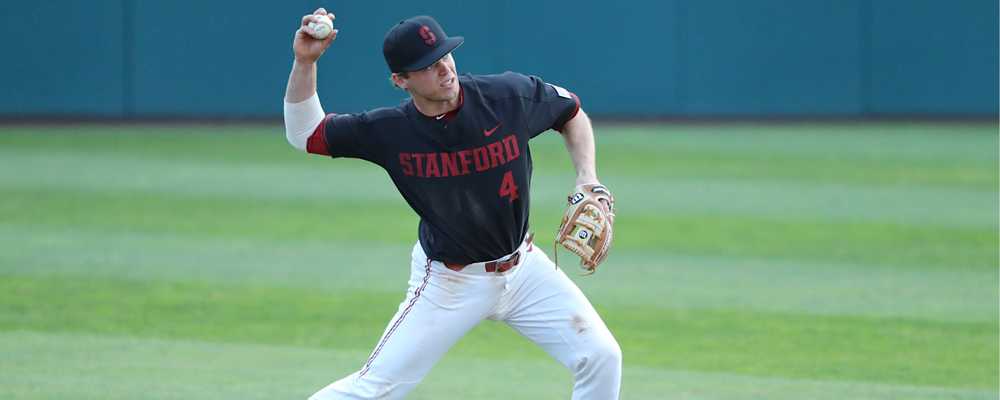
[{"xmin": 310, "ymin": 72, "xmax": 580, "ymax": 265}]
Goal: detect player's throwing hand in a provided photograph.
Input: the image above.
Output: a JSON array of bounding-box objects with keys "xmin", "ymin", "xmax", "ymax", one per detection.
[{"xmin": 293, "ymin": 8, "xmax": 338, "ymax": 64}]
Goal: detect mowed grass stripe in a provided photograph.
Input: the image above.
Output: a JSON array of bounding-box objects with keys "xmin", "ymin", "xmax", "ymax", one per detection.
[
  {"xmin": 618, "ymin": 212, "xmax": 997, "ymax": 270},
  {"xmin": 1, "ymin": 123, "xmax": 997, "ymax": 190},
  {"xmin": 2, "ymin": 123, "xmax": 995, "ymax": 162},
  {"xmin": 3, "ymin": 186, "xmax": 995, "ymax": 270},
  {"xmin": 519, "ymin": 124, "xmax": 998, "ymax": 190},
  {"xmin": 5, "ymin": 331, "xmax": 995, "ymax": 400},
  {"xmin": 591, "ymin": 123, "xmax": 998, "ymax": 162},
  {"xmin": 1, "ymin": 275, "xmax": 995, "ymax": 389},
  {"xmin": 0, "ymin": 187, "xmax": 419, "ymax": 244},
  {"xmin": 2, "ymin": 224, "xmax": 995, "ymax": 323},
  {"xmin": 3, "ymin": 150, "xmax": 997, "ymax": 229}
]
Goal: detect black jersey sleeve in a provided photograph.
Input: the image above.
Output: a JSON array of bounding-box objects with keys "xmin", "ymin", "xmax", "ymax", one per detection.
[
  {"xmin": 321, "ymin": 113, "xmax": 378, "ymax": 162},
  {"xmin": 513, "ymin": 74, "xmax": 581, "ymax": 138}
]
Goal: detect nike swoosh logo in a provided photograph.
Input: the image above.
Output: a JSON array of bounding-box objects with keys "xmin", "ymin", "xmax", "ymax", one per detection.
[{"xmin": 484, "ymin": 122, "xmax": 502, "ymax": 137}]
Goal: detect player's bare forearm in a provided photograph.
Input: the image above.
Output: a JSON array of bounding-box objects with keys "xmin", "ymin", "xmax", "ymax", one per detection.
[
  {"xmin": 285, "ymin": 60, "xmax": 318, "ymax": 103},
  {"xmin": 285, "ymin": 8, "xmax": 337, "ymax": 103},
  {"xmin": 559, "ymin": 109, "xmax": 600, "ymax": 186}
]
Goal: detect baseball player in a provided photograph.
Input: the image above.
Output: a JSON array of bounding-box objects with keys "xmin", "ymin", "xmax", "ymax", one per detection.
[{"xmin": 284, "ymin": 9, "xmax": 620, "ymax": 399}]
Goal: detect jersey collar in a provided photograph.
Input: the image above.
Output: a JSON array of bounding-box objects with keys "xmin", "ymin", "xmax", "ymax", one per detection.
[{"xmin": 434, "ymin": 85, "xmax": 464, "ymax": 123}]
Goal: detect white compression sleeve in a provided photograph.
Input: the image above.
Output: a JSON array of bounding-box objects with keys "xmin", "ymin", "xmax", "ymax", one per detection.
[{"xmin": 283, "ymin": 93, "xmax": 326, "ymax": 152}]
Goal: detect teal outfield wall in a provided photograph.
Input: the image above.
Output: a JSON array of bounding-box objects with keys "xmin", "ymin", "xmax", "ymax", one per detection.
[{"xmin": 1, "ymin": 0, "xmax": 996, "ymax": 118}]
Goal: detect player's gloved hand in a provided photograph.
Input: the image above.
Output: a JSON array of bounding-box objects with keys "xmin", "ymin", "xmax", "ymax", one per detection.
[
  {"xmin": 554, "ymin": 183, "xmax": 615, "ymax": 275},
  {"xmin": 293, "ymin": 8, "xmax": 338, "ymax": 64}
]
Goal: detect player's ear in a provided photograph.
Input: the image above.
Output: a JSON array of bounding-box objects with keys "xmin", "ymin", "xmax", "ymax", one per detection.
[{"xmin": 391, "ymin": 73, "xmax": 408, "ymax": 90}]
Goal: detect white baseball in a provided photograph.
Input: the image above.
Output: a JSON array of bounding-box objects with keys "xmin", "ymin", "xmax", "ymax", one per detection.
[{"xmin": 307, "ymin": 15, "xmax": 333, "ymax": 39}]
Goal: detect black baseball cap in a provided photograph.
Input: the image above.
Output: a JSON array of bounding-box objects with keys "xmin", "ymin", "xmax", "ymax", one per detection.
[{"xmin": 383, "ymin": 16, "xmax": 464, "ymax": 73}]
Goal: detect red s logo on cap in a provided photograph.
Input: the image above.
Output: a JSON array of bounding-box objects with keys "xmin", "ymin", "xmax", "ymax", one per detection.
[{"xmin": 419, "ymin": 25, "xmax": 437, "ymax": 46}]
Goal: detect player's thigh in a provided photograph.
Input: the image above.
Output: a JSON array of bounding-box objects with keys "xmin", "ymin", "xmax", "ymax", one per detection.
[
  {"xmin": 501, "ymin": 249, "xmax": 620, "ymax": 369},
  {"xmin": 357, "ymin": 253, "xmax": 501, "ymax": 382}
]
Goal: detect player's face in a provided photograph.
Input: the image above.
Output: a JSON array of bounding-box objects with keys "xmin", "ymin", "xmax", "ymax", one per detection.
[{"xmin": 402, "ymin": 53, "xmax": 459, "ymax": 102}]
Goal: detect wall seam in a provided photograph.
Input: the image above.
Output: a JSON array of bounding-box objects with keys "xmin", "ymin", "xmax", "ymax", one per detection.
[
  {"xmin": 121, "ymin": 0, "xmax": 134, "ymax": 118},
  {"xmin": 674, "ymin": 0, "xmax": 685, "ymax": 116},
  {"xmin": 859, "ymin": 0, "xmax": 872, "ymax": 117}
]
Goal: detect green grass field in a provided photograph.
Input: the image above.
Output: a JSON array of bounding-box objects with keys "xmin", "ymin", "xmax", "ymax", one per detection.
[{"xmin": 1, "ymin": 122, "xmax": 997, "ymax": 399}]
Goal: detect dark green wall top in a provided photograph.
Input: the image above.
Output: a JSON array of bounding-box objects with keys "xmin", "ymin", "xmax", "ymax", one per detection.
[{"xmin": 1, "ymin": 0, "xmax": 996, "ymax": 118}]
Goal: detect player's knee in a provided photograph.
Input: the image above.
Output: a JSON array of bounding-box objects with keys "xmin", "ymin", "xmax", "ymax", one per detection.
[
  {"xmin": 574, "ymin": 337, "xmax": 622, "ymax": 376},
  {"xmin": 599, "ymin": 339, "xmax": 623, "ymax": 373}
]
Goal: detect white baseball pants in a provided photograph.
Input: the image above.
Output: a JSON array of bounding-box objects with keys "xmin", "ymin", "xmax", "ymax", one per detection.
[{"xmin": 308, "ymin": 237, "xmax": 622, "ymax": 399}]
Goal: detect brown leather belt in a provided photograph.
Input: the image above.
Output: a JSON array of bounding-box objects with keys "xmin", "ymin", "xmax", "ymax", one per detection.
[
  {"xmin": 445, "ymin": 251, "xmax": 521, "ymax": 273},
  {"xmin": 444, "ymin": 234, "xmax": 532, "ymax": 273}
]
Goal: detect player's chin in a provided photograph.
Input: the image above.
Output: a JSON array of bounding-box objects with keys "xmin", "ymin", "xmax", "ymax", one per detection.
[
  {"xmin": 446, "ymin": 83, "xmax": 461, "ymax": 98},
  {"xmin": 439, "ymin": 78, "xmax": 458, "ymax": 97},
  {"xmin": 432, "ymin": 87, "xmax": 459, "ymax": 102}
]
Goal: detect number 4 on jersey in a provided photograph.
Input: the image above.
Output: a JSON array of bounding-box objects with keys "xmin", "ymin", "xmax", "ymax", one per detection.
[{"xmin": 499, "ymin": 171, "xmax": 519, "ymax": 203}]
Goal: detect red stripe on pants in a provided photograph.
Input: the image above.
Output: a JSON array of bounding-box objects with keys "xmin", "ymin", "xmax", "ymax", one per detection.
[{"xmin": 359, "ymin": 259, "xmax": 433, "ymax": 377}]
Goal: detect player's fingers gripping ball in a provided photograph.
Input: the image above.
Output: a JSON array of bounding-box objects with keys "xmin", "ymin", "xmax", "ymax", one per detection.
[
  {"xmin": 555, "ymin": 184, "xmax": 615, "ymax": 274},
  {"xmin": 307, "ymin": 15, "xmax": 334, "ymax": 39}
]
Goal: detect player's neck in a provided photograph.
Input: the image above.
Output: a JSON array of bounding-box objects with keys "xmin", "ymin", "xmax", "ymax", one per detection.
[{"xmin": 412, "ymin": 86, "xmax": 462, "ymax": 118}]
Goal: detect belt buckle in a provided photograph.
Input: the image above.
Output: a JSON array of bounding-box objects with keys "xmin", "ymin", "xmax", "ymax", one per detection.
[
  {"xmin": 500, "ymin": 251, "xmax": 520, "ymax": 273},
  {"xmin": 480, "ymin": 249, "xmax": 521, "ymax": 274}
]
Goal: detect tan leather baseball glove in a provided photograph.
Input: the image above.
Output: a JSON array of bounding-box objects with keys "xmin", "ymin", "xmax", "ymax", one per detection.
[{"xmin": 554, "ymin": 184, "xmax": 615, "ymax": 274}]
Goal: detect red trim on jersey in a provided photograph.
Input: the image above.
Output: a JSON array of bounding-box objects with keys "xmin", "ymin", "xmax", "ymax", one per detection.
[
  {"xmin": 553, "ymin": 92, "xmax": 581, "ymax": 133},
  {"xmin": 436, "ymin": 85, "xmax": 464, "ymax": 122},
  {"xmin": 359, "ymin": 260, "xmax": 433, "ymax": 378},
  {"xmin": 306, "ymin": 114, "xmax": 332, "ymax": 155}
]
